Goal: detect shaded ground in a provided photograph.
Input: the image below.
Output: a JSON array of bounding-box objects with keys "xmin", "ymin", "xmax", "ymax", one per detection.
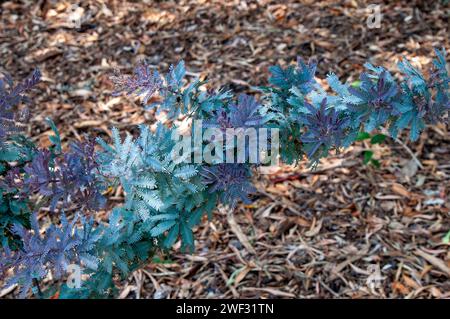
[{"xmin": 0, "ymin": 0, "xmax": 449, "ymax": 298}]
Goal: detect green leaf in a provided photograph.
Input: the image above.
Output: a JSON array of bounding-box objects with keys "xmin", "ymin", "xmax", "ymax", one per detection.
[
  {"xmin": 163, "ymin": 223, "xmax": 179, "ymax": 248},
  {"xmin": 180, "ymin": 220, "xmax": 194, "ymax": 249},
  {"xmin": 150, "ymin": 220, "xmax": 176, "ymax": 237},
  {"xmin": 356, "ymin": 132, "xmax": 371, "ymax": 141},
  {"xmin": 370, "ymin": 134, "xmax": 386, "ymax": 144},
  {"xmin": 9, "ymin": 200, "xmax": 26, "ymax": 215},
  {"xmin": 351, "ymin": 80, "xmax": 362, "ymax": 88},
  {"xmin": 152, "ymin": 256, "xmax": 174, "ymax": 264},
  {"xmin": 188, "ymin": 208, "xmax": 204, "ymax": 228},
  {"xmin": 0, "ymin": 149, "xmax": 20, "ymax": 161},
  {"xmin": 371, "ymin": 159, "xmax": 381, "ymax": 168},
  {"xmin": 363, "ymin": 150, "xmax": 373, "ymax": 164},
  {"xmin": 443, "ymin": 230, "xmax": 450, "ymax": 244},
  {"xmin": 46, "ymin": 118, "xmax": 62, "ymax": 154},
  {"xmin": 147, "ymin": 213, "xmax": 178, "ymax": 222}
]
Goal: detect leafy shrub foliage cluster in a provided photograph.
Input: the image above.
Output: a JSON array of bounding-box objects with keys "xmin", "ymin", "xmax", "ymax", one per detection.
[
  {"xmin": 0, "ymin": 69, "xmax": 41, "ymax": 248},
  {"xmin": 0, "ymin": 49, "xmax": 448, "ymax": 298}
]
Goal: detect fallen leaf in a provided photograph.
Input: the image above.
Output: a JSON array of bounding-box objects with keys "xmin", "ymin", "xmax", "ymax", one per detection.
[
  {"xmin": 234, "ymin": 266, "xmax": 251, "ymax": 286},
  {"xmin": 242, "ymin": 287, "xmax": 295, "ymax": 298},
  {"xmin": 392, "ymin": 281, "xmax": 410, "ymax": 295},
  {"xmin": 414, "ymin": 250, "xmax": 450, "ymax": 277},
  {"xmin": 401, "ymin": 158, "xmax": 418, "ymax": 179},
  {"xmin": 402, "ymin": 275, "xmax": 420, "ymax": 289},
  {"xmin": 392, "ymin": 183, "xmax": 411, "ymax": 198},
  {"xmin": 305, "ymin": 218, "xmax": 322, "ymax": 237},
  {"xmin": 225, "ymin": 208, "xmax": 256, "ymax": 255}
]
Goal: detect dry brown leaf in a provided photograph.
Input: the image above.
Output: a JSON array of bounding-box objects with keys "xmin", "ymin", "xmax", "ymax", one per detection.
[
  {"xmin": 392, "ymin": 281, "xmax": 410, "ymax": 295},
  {"xmin": 234, "ymin": 266, "xmax": 251, "ymax": 286},
  {"xmin": 429, "ymin": 286, "xmax": 442, "ymax": 298},
  {"xmin": 118, "ymin": 285, "xmax": 135, "ymax": 299},
  {"xmin": 74, "ymin": 120, "xmax": 104, "ymax": 128},
  {"xmin": 402, "ymin": 275, "xmax": 421, "ymax": 289},
  {"xmin": 305, "ymin": 218, "xmax": 322, "ymax": 237},
  {"xmin": 242, "ymin": 287, "xmax": 295, "ymax": 298},
  {"xmin": 224, "ymin": 208, "xmax": 256, "ymax": 255},
  {"xmin": 391, "ymin": 183, "xmax": 411, "ymax": 198},
  {"xmin": 414, "ymin": 250, "xmax": 450, "ymax": 277}
]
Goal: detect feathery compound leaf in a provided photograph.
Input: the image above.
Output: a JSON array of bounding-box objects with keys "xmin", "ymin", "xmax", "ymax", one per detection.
[
  {"xmin": 200, "ymin": 163, "xmax": 256, "ymax": 207},
  {"xmin": 1, "ymin": 213, "xmax": 98, "ymax": 297},
  {"xmin": 111, "ymin": 60, "xmax": 162, "ymax": 104},
  {"xmin": 300, "ymin": 99, "xmax": 350, "ymax": 164},
  {"xmin": 346, "ymin": 70, "xmax": 399, "ymax": 131},
  {"xmin": 166, "ymin": 60, "xmax": 186, "ymax": 89},
  {"xmin": 173, "ymin": 165, "xmax": 197, "ymax": 180},
  {"xmin": 0, "ymin": 69, "xmax": 40, "ymax": 147},
  {"xmin": 269, "ymin": 57, "xmax": 317, "ymax": 94},
  {"xmin": 23, "ymin": 138, "xmax": 105, "ymax": 211},
  {"xmin": 150, "ymin": 220, "xmax": 177, "ymax": 237},
  {"xmin": 180, "ymin": 220, "xmax": 194, "ymax": 251},
  {"xmin": 45, "ymin": 118, "xmax": 62, "ymax": 154},
  {"xmin": 140, "ymin": 190, "xmax": 164, "ymax": 211},
  {"xmin": 163, "ymin": 223, "xmax": 179, "ymax": 248}
]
